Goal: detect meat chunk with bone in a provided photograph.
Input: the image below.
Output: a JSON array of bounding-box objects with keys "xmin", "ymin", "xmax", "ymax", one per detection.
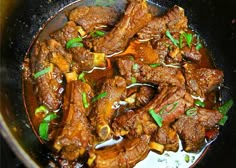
[
  {"xmin": 69, "ymin": 6, "xmax": 120, "ymax": 33},
  {"xmin": 91, "ymin": 76, "xmax": 126, "ymax": 140},
  {"xmin": 138, "ymin": 5, "xmax": 188, "ymax": 40},
  {"xmin": 31, "ymin": 39, "xmax": 72, "ymax": 110},
  {"xmin": 53, "ymin": 81, "xmax": 94, "ymax": 160},
  {"xmin": 50, "ymin": 21, "xmax": 106, "ymax": 71},
  {"xmin": 93, "ymin": 0, "xmax": 152, "ymax": 55},
  {"xmin": 112, "ymin": 85, "xmax": 194, "ymax": 137},
  {"xmin": 117, "ymin": 58, "xmax": 185, "ymax": 87},
  {"xmin": 89, "ymin": 135, "xmax": 150, "ymax": 168}
]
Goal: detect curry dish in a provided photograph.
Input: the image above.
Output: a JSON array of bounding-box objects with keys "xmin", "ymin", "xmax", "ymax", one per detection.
[{"xmin": 22, "ymin": 0, "xmax": 233, "ymax": 167}]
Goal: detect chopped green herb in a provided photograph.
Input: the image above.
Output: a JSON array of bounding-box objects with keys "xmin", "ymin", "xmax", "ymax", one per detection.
[
  {"xmin": 132, "ymin": 63, "xmax": 139, "ymax": 70},
  {"xmin": 179, "ymin": 33, "xmax": 183, "ymax": 49},
  {"xmin": 196, "ymin": 35, "xmax": 203, "ymax": 50},
  {"xmin": 34, "ymin": 66, "xmax": 52, "ymax": 79},
  {"xmin": 159, "ymin": 101, "xmax": 179, "ymax": 114},
  {"xmin": 194, "ymin": 99, "xmax": 205, "ymax": 107},
  {"xmin": 183, "ymin": 32, "xmax": 193, "ymax": 48},
  {"xmin": 218, "ymin": 115, "xmax": 228, "ymax": 126},
  {"xmin": 131, "ymin": 76, "xmax": 137, "ymax": 83},
  {"xmin": 91, "ymin": 30, "xmax": 106, "ymax": 37},
  {"xmin": 39, "ymin": 113, "xmax": 57, "ymax": 140},
  {"xmin": 166, "ymin": 30, "xmax": 179, "ymax": 46},
  {"xmin": 185, "ymin": 154, "xmax": 190, "ymax": 163},
  {"xmin": 196, "ymin": 43, "xmax": 202, "ymax": 50},
  {"xmin": 78, "ymin": 72, "xmax": 86, "ymax": 82},
  {"xmin": 149, "ymin": 63, "xmax": 161, "ymax": 68},
  {"xmin": 186, "ymin": 107, "xmax": 197, "ymax": 116},
  {"xmin": 82, "ymin": 92, "xmax": 89, "ymax": 108},
  {"xmin": 218, "ymin": 99, "xmax": 233, "ymax": 126},
  {"xmin": 92, "ymin": 92, "xmax": 108, "ymax": 103},
  {"xmin": 66, "ymin": 37, "xmax": 83, "ymax": 49},
  {"xmin": 149, "ymin": 109, "xmax": 163, "ymax": 127},
  {"xmin": 218, "ymin": 99, "xmax": 233, "ymax": 115},
  {"xmin": 35, "ymin": 105, "xmax": 48, "ymax": 114}
]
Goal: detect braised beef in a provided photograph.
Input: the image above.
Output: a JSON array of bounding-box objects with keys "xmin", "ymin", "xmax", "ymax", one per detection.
[
  {"xmin": 69, "ymin": 6, "xmax": 120, "ymax": 33},
  {"xmin": 152, "ymin": 124, "xmax": 179, "ymax": 151},
  {"xmin": 53, "ymin": 81, "xmax": 94, "ymax": 160},
  {"xmin": 117, "ymin": 58, "xmax": 185, "ymax": 86},
  {"xmin": 173, "ymin": 115, "xmax": 206, "ymax": 152},
  {"xmin": 93, "ymin": 0, "xmax": 152, "ymax": 55},
  {"xmin": 30, "ymin": 39, "xmax": 72, "ymax": 110},
  {"xmin": 91, "ymin": 76, "xmax": 126, "ymax": 140},
  {"xmin": 90, "ymin": 135, "xmax": 150, "ymax": 168},
  {"xmin": 138, "ymin": 5, "xmax": 187, "ymax": 40},
  {"xmin": 112, "ymin": 85, "xmax": 194, "ymax": 137},
  {"xmin": 184, "ymin": 63, "xmax": 224, "ymax": 98}
]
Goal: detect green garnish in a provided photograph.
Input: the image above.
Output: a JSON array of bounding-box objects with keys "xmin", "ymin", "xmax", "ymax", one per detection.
[
  {"xmin": 39, "ymin": 113, "xmax": 57, "ymax": 140},
  {"xmin": 131, "ymin": 76, "xmax": 137, "ymax": 83},
  {"xmin": 132, "ymin": 63, "xmax": 139, "ymax": 70},
  {"xmin": 194, "ymin": 99, "xmax": 205, "ymax": 107},
  {"xmin": 182, "ymin": 32, "xmax": 193, "ymax": 48},
  {"xmin": 185, "ymin": 154, "xmax": 190, "ymax": 163},
  {"xmin": 196, "ymin": 35, "xmax": 203, "ymax": 50},
  {"xmin": 92, "ymin": 92, "xmax": 108, "ymax": 103},
  {"xmin": 218, "ymin": 115, "xmax": 228, "ymax": 126},
  {"xmin": 159, "ymin": 101, "xmax": 179, "ymax": 114},
  {"xmin": 218, "ymin": 99, "xmax": 233, "ymax": 126},
  {"xmin": 218, "ymin": 99, "xmax": 233, "ymax": 115},
  {"xmin": 33, "ymin": 66, "xmax": 52, "ymax": 79},
  {"xmin": 82, "ymin": 92, "xmax": 89, "ymax": 108},
  {"xmin": 166, "ymin": 30, "xmax": 179, "ymax": 46},
  {"xmin": 91, "ymin": 30, "xmax": 106, "ymax": 37},
  {"xmin": 35, "ymin": 105, "xmax": 48, "ymax": 114},
  {"xmin": 149, "ymin": 109, "xmax": 163, "ymax": 127},
  {"xmin": 179, "ymin": 33, "xmax": 183, "ymax": 49},
  {"xmin": 78, "ymin": 72, "xmax": 86, "ymax": 82},
  {"xmin": 66, "ymin": 37, "xmax": 83, "ymax": 49},
  {"xmin": 149, "ymin": 63, "xmax": 161, "ymax": 68},
  {"xmin": 186, "ymin": 107, "xmax": 197, "ymax": 116}
]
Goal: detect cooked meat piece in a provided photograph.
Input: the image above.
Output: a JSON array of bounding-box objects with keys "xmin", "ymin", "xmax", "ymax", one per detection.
[
  {"xmin": 50, "ymin": 21, "xmax": 106, "ymax": 71},
  {"xmin": 152, "ymin": 124, "xmax": 179, "ymax": 151},
  {"xmin": 69, "ymin": 6, "xmax": 120, "ymax": 33},
  {"xmin": 173, "ymin": 115, "xmax": 205, "ymax": 152},
  {"xmin": 138, "ymin": 5, "xmax": 188, "ymax": 40},
  {"xmin": 184, "ymin": 63, "xmax": 224, "ymax": 98},
  {"xmin": 116, "ymin": 58, "xmax": 185, "ymax": 86},
  {"xmin": 136, "ymin": 86, "xmax": 156, "ymax": 107},
  {"xmin": 182, "ymin": 46, "xmax": 202, "ymax": 62},
  {"xmin": 30, "ymin": 39, "xmax": 72, "ymax": 110},
  {"xmin": 89, "ymin": 135, "xmax": 150, "ymax": 168},
  {"xmin": 193, "ymin": 107, "xmax": 223, "ymax": 129},
  {"xmin": 93, "ymin": 0, "xmax": 152, "ymax": 55},
  {"xmin": 53, "ymin": 81, "xmax": 94, "ymax": 161},
  {"xmin": 125, "ymin": 85, "xmax": 156, "ymax": 109},
  {"xmin": 50, "ymin": 21, "xmax": 79, "ymax": 47},
  {"xmin": 92, "ymin": 76, "xmax": 126, "ymax": 140},
  {"xmin": 112, "ymin": 85, "xmax": 194, "ymax": 137},
  {"xmin": 46, "ymin": 39, "xmax": 72, "ymax": 73},
  {"xmin": 69, "ymin": 48, "xmax": 106, "ymax": 72}
]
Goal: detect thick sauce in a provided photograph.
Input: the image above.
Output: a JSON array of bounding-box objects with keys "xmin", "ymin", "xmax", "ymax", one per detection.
[{"xmin": 22, "ymin": 0, "xmax": 221, "ymax": 167}]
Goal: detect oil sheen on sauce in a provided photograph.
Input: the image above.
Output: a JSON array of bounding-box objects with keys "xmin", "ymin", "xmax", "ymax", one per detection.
[{"xmin": 22, "ymin": 0, "xmax": 219, "ymax": 167}]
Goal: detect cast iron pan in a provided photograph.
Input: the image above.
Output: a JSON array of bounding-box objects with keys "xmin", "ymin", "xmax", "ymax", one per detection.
[{"xmin": 1, "ymin": 0, "xmax": 236, "ymax": 167}]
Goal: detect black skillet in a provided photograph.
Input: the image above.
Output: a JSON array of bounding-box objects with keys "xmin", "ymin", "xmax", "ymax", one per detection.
[{"xmin": 1, "ymin": 0, "xmax": 236, "ymax": 167}]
